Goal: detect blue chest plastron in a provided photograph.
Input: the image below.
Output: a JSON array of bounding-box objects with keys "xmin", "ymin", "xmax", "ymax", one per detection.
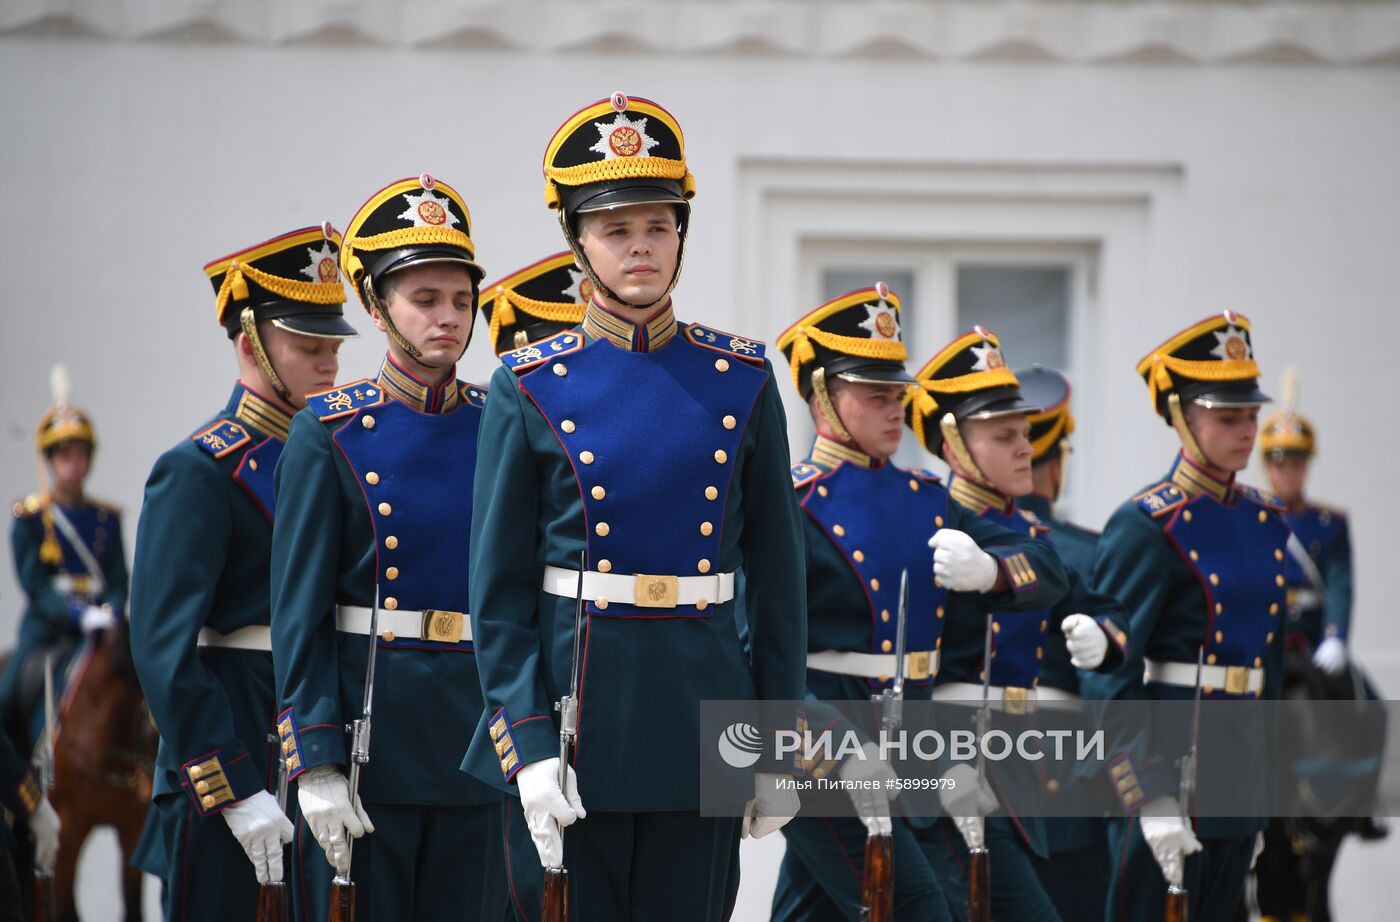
[
  {"xmin": 45, "ymin": 504, "xmax": 113, "ymax": 578},
  {"xmin": 333, "ymin": 396, "xmax": 480, "ymax": 649},
  {"xmin": 232, "ymin": 437, "xmax": 284, "ymax": 523},
  {"xmin": 520, "ymin": 334, "xmax": 767, "ymax": 617},
  {"xmin": 981, "ymin": 505, "xmax": 1053, "ymax": 689},
  {"xmin": 799, "ymin": 463, "xmax": 949, "ymax": 688},
  {"xmin": 1282, "ymin": 505, "xmax": 1343, "ymax": 590},
  {"xmin": 1164, "ymin": 494, "xmax": 1290, "ymax": 677}
]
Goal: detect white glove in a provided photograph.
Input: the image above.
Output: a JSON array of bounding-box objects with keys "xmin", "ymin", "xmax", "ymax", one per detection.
[
  {"xmin": 29, "ymin": 797, "xmax": 60, "ymax": 875},
  {"xmin": 223, "ymin": 790, "xmax": 295, "ymax": 884},
  {"xmin": 742, "ymin": 773, "xmax": 800, "ymax": 839},
  {"xmin": 517, "ymin": 758, "xmax": 585, "ymax": 869},
  {"xmin": 1061, "ymin": 614, "xmax": 1109, "ymax": 670},
  {"xmin": 928, "ymin": 530, "xmax": 998, "ymax": 593},
  {"xmin": 939, "ymin": 763, "xmax": 998, "ymax": 824},
  {"xmin": 1313, "ymin": 637, "xmax": 1347, "ymax": 675},
  {"xmin": 840, "ymin": 742, "xmax": 897, "ymax": 836},
  {"xmin": 296, "ymin": 765, "xmax": 374, "ymax": 875},
  {"xmin": 1138, "ymin": 796, "xmax": 1202, "ymax": 887},
  {"xmin": 80, "ymin": 605, "xmax": 116, "ymax": 633}
]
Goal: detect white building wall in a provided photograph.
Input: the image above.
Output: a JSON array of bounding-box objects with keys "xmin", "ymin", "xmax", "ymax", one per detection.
[{"xmin": 1, "ymin": 14, "xmax": 1397, "ymax": 918}]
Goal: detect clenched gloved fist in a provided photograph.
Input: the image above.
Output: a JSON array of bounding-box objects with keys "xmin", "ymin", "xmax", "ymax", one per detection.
[
  {"xmin": 841, "ymin": 742, "xmax": 897, "ymax": 836},
  {"xmin": 1138, "ymin": 796, "xmax": 1202, "ymax": 887},
  {"xmin": 1061, "ymin": 614, "xmax": 1109, "ymax": 670},
  {"xmin": 928, "ymin": 529, "xmax": 998, "ymax": 593},
  {"xmin": 517, "ymin": 757, "xmax": 585, "ymax": 869}
]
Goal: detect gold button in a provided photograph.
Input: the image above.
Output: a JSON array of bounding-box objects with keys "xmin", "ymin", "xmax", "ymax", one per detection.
[
  {"xmin": 286, "ymin": 757, "xmax": 297, "ymax": 770},
  {"xmin": 1046, "ymin": 779, "xmax": 1061, "ymax": 793},
  {"xmin": 384, "ymin": 597, "xmax": 398, "ymax": 611},
  {"xmin": 909, "ymin": 479, "xmax": 918, "ymax": 491},
  {"xmin": 361, "ymin": 415, "xmax": 376, "ymax": 429},
  {"xmin": 1040, "ymin": 619, "xmax": 1049, "ymax": 631},
  {"xmin": 386, "ymin": 567, "xmax": 399, "ymax": 581},
  {"xmin": 598, "ymin": 559, "xmax": 612, "ymax": 573},
  {"xmin": 700, "ymin": 521, "xmax": 714, "ymax": 536},
  {"xmin": 1215, "ymin": 602, "xmax": 1223, "ymax": 614},
  {"xmin": 993, "ymin": 622, "xmax": 1002, "ymax": 634},
  {"xmin": 853, "ymin": 550, "xmax": 865, "ymax": 563},
  {"xmin": 1266, "ymin": 632, "xmax": 1274, "ymax": 643},
  {"xmin": 195, "ymin": 780, "xmax": 210, "ymax": 793},
  {"xmin": 201, "ymin": 795, "xmax": 216, "ymax": 809},
  {"xmin": 366, "ymin": 471, "xmax": 380, "ymax": 485},
  {"xmin": 1036, "ymin": 648, "xmax": 1044, "ymax": 660},
  {"xmin": 1216, "ymin": 631, "xmax": 1224, "ymax": 643},
  {"xmin": 1183, "ymin": 510, "xmax": 1193, "ymax": 522},
  {"xmin": 1189, "ymin": 550, "xmax": 1199, "ymax": 561},
  {"xmin": 249, "ymin": 459, "xmax": 259, "ymax": 471},
  {"xmin": 698, "ymin": 559, "xmax": 712, "ymax": 574},
  {"xmin": 715, "ymin": 359, "xmax": 730, "ymax": 372},
  {"xmin": 188, "ymin": 765, "xmax": 204, "ymax": 780},
  {"xmin": 562, "ymin": 420, "xmax": 576, "ymax": 433},
  {"xmin": 282, "ymin": 740, "xmax": 292, "ymax": 754},
  {"xmin": 595, "ymin": 597, "xmax": 608, "ymax": 610},
  {"xmin": 382, "ymin": 630, "xmax": 396, "ymax": 642},
  {"xmin": 1209, "ymin": 573, "xmax": 1220, "ymax": 586},
  {"xmin": 1258, "ymin": 510, "xmax": 1268, "ymax": 523},
  {"xmin": 881, "ymin": 609, "xmax": 890, "ymax": 622},
  {"xmin": 1275, "ymin": 574, "xmax": 1285, "ymax": 587},
  {"xmin": 696, "ymin": 598, "xmax": 709, "ymax": 611},
  {"xmin": 592, "ymin": 485, "xmax": 606, "ymax": 500},
  {"xmin": 595, "ymin": 522, "xmax": 610, "ymax": 537},
  {"xmin": 580, "ymin": 451, "xmax": 595, "ymax": 465},
  {"xmin": 1207, "ymin": 654, "xmax": 1217, "ymax": 665},
  {"xmin": 714, "ymin": 449, "xmax": 728, "ymax": 464},
  {"xmin": 1270, "ymin": 603, "xmax": 1279, "ymax": 616},
  {"xmin": 871, "ymin": 578, "xmax": 881, "ymax": 591},
  {"xmin": 385, "ymin": 535, "xmax": 398, "ymax": 550},
  {"xmin": 1274, "ymin": 549, "xmax": 1284, "ymax": 561},
  {"xmin": 722, "ymin": 415, "xmax": 736, "ymax": 429},
  {"xmin": 881, "ymin": 640, "xmax": 893, "ymax": 652},
  {"xmin": 553, "ymin": 364, "xmax": 568, "ymax": 377},
  {"xmin": 1254, "ymin": 657, "xmax": 1263, "ymax": 668},
  {"xmin": 934, "ymin": 516, "xmax": 944, "ymax": 527},
  {"xmin": 817, "ymin": 486, "xmax": 828, "ymax": 497},
  {"xmin": 378, "ymin": 502, "xmax": 392, "ymax": 516},
  {"xmin": 833, "ymin": 525, "xmax": 846, "ymax": 537},
  {"xmin": 705, "ymin": 486, "xmax": 718, "ymax": 501},
  {"xmin": 937, "ymin": 606, "xmax": 945, "ymax": 618}
]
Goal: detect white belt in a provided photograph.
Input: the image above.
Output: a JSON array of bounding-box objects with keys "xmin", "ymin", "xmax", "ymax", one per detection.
[
  {"xmin": 541, "ymin": 565, "xmax": 735, "ymax": 609},
  {"xmin": 1144, "ymin": 658, "xmax": 1263, "ymax": 696},
  {"xmin": 336, "ymin": 606, "xmax": 472, "ymax": 644},
  {"xmin": 52, "ymin": 573, "xmax": 100, "ymax": 596},
  {"xmin": 196, "ymin": 625, "xmax": 272, "ymax": 652},
  {"xmin": 932, "ymin": 682, "xmax": 1081, "ymax": 711},
  {"xmin": 808, "ymin": 649, "xmax": 940, "ymax": 682}
]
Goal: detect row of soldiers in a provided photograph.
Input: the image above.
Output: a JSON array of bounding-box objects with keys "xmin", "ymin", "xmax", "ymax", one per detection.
[{"xmin": 0, "ymin": 91, "xmax": 1378, "ymax": 922}]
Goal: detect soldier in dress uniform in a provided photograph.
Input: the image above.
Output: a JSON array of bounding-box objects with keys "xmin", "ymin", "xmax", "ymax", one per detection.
[
  {"xmin": 1081, "ymin": 311, "xmax": 1288, "ymax": 922},
  {"xmin": 3, "ymin": 367, "xmax": 128, "ymax": 753},
  {"xmin": 768, "ymin": 288, "xmax": 1071, "ymax": 922},
  {"xmin": 1016, "ymin": 366, "xmax": 1113, "ymax": 921},
  {"xmin": 270, "ymin": 175, "xmax": 507, "ymax": 922},
  {"xmin": 906, "ymin": 332, "xmax": 1129, "ymax": 922},
  {"xmin": 478, "ymin": 251, "xmax": 588, "ymax": 355},
  {"xmin": 127, "ymin": 223, "xmax": 357, "ymax": 920},
  {"xmin": 461, "ymin": 93, "xmax": 807, "ymax": 921}
]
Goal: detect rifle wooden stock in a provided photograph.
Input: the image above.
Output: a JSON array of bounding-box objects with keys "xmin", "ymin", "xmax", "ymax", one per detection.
[
  {"xmin": 1164, "ymin": 885, "xmax": 1188, "ymax": 922},
  {"xmin": 967, "ymin": 847, "xmax": 991, "ymax": 922},
  {"xmin": 327, "ymin": 881, "xmax": 355, "ymax": 922},
  {"xmin": 31, "ymin": 872, "xmax": 55, "ymax": 922},
  {"xmin": 859, "ymin": 833, "xmax": 893, "ymax": 922},
  {"xmin": 256, "ymin": 881, "xmax": 288, "ymax": 922},
  {"xmin": 541, "ymin": 868, "xmax": 569, "ymax": 922}
]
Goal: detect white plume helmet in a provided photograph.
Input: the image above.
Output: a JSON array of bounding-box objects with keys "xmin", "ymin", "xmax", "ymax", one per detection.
[
  {"xmin": 49, "ymin": 363, "xmax": 72, "ymax": 409},
  {"xmin": 1280, "ymin": 366, "xmax": 1298, "ymax": 413}
]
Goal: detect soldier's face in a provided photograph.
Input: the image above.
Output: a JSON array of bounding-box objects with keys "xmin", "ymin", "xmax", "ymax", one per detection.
[
  {"xmin": 1185, "ymin": 404, "xmax": 1259, "ymax": 474},
  {"xmin": 576, "ymin": 204, "xmax": 680, "ymax": 314},
  {"xmin": 375, "ymin": 263, "xmax": 476, "ymax": 372},
  {"xmin": 824, "ymin": 381, "xmax": 908, "ymax": 462},
  {"xmin": 956, "ymin": 414, "xmax": 1033, "ymax": 496},
  {"xmin": 1266, "ymin": 454, "xmax": 1308, "ymax": 503},
  {"xmin": 260, "ymin": 324, "xmax": 342, "ymax": 410},
  {"xmin": 47, "ymin": 441, "xmax": 91, "ymax": 491}
]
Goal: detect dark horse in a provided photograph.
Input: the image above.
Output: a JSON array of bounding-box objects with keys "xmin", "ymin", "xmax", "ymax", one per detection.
[
  {"xmin": 4, "ymin": 624, "xmax": 156, "ymax": 921},
  {"xmin": 1249, "ymin": 638, "xmax": 1387, "ymax": 922}
]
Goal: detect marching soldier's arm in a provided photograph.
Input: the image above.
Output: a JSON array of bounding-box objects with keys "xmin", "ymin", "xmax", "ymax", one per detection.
[
  {"xmin": 468, "ymin": 365, "xmax": 557, "ymax": 780},
  {"xmin": 10, "ymin": 515, "xmax": 78, "ymax": 628},
  {"xmin": 270, "ymin": 410, "xmax": 349, "ymax": 778},
  {"xmin": 1056, "ymin": 568, "xmax": 1130, "ymax": 673},
  {"xmin": 948, "ymin": 503, "xmax": 1070, "ymax": 611},
  {"xmin": 1321, "ymin": 516, "xmax": 1354, "ymax": 644},
  {"xmin": 130, "ymin": 449, "xmax": 263, "ymax": 813},
  {"xmin": 100, "ymin": 513, "xmax": 129, "ymax": 616},
  {"xmin": 738, "ymin": 368, "xmax": 808, "ymax": 704}
]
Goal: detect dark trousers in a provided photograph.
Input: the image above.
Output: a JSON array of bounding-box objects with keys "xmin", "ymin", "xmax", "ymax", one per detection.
[
  {"xmin": 502, "ymin": 798, "xmax": 741, "ymax": 922},
  {"xmin": 917, "ymin": 817, "xmax": 1063, "ymax": 922},
  {"xmin": 1034, "ymin": 820, "xmax": 1110, "ymax": 922},
  {"xmin": 1104, "ymin": 817, "xmax": 1253, "ymax": 922}
]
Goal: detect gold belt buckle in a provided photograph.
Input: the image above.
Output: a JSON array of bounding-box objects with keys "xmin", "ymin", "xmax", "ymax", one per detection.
[
  {"xmin": 1003, "ymin": 686, "xmax": 1029, "ymax": 716},
  {"xmin": 907, "ymin": 651, "xmax": 932, "ymax": 681},
  {"xmin": 633, "ymin": 574, "xmax": 679, "ymax": 609},
  {"xmin": 1224, "ymin": 665, "xmax": 1250, "ymax": 696},
  {"xmin": 420, "ymin": 610, "xmax": 465, "ymax": 643}
]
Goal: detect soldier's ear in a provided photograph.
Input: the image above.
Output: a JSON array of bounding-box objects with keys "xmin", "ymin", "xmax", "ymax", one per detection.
[{"xmin": 235, "ymin": 331, "xmax": 254, "ymax": 359}]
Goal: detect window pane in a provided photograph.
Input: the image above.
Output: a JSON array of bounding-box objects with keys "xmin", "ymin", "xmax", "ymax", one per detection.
[{"xmin": 955, "ymin": 266, "xmax": 1069, "ymax": 371}]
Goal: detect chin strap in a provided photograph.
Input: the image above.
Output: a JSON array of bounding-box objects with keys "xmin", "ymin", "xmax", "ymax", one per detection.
[
  {"xmin": 239, "ymin": 308, "xmax": 292, "ymax": 404},
  {"xmin": 360, "ymin": 279, "xmax": 424, "ymax": 362},
  {"xmin": 811, "ymin": 368, "xmax": 853, "ymax": 444},
  {"xmin": 1054, "ymin": 438, "xmax": 1072, "ymax": 504},
  {"xmin": 560, "ymin": 209, "xmax": 687, "ymax": 313},
  {"xmin": 1168, "ymin": 393, "xmax": 1210, "ymax": 468},
  {"xmin": 940, "ymin": 412, "xmax": 990, "ymax": 486}
]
